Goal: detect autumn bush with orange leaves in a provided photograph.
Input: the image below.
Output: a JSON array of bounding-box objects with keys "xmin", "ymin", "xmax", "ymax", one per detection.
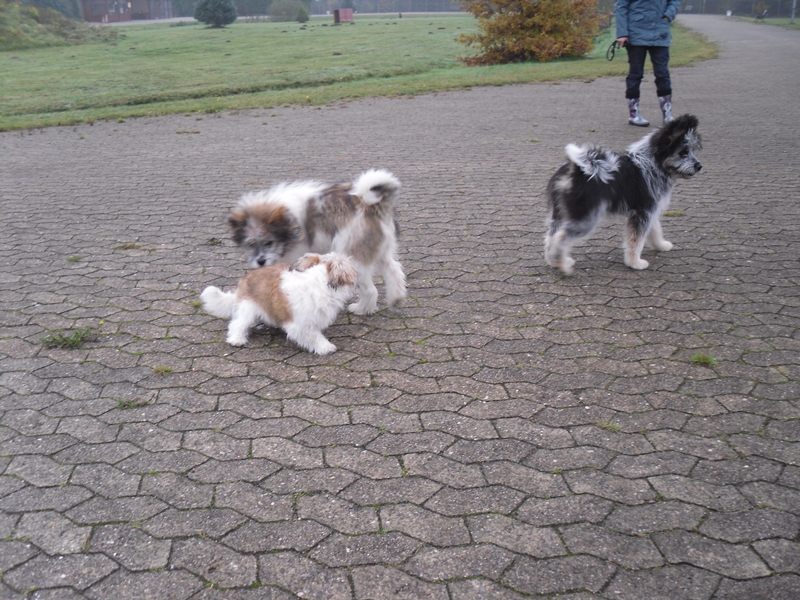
[{"xmin": 459, "ymin": 0, "xmax": 601, "ymax": 65}]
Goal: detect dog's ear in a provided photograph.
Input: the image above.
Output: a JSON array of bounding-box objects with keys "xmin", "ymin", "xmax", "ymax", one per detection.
[
  {"xmin": 292, "ymin": 253, "xmax": 321, "ymax": 272},
  {"xmin": 228, "ymin": 209, "xmax": 248, "ymax": 245},
  {"xmin": 325, "ymin": 256, "xmax": 357, "ymax": 289},
  {"xmin": 664, "ymin": 114, "xmax": 699, "ymax": 142}
]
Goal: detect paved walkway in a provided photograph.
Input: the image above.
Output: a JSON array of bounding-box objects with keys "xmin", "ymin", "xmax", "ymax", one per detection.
[{"xmin": 1, "ymin": 14, "xmax": 799, "ymax": 600}]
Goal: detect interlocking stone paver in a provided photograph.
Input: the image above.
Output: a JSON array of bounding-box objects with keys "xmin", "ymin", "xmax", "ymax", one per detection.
[
  {"xmin": 340, "ymin": 476, "xmax": 442, "ymax": 506},
  {"xmin": 82, "ymin": 569, "xmax": 204, "ymax": 600},
  {"xmin": 691, "ymin": 456, "xmax": 783, "ymax": 485},
  {"xmin": 700, "ymin": 508, "xmax": 799, "ymax": 543},
  {"xmin": 141, "ymin": 508, "xmax": 246, "ymax": 539},
  {"xmin": 752, "ymin": 539, "xmax": 800, "ymax": 576},
  {"xmin": 469, "ymin": 513, "xmax": 566, "ymax": 558},
  {"xmin": 402, "ymin": 452, "xmax": 485, "ymax": 488},
  {"xmin": 4, "ymin": 554, "xmax": 117, "ymax": 591},
  {"xmin": 215, "ymin": 482, "xmax": 294, "ymax": 522},
  {"xmin": 714, "ymin": 575, "xmax": 800, "ymax": 600},
  {"xmin": 516, "ymin": 494, "xmax": 614, "ymax": 527},
  {"xmin": 251, "ymin": 437, "xmax": 324, "ymax": 469},
  {"xmin": 1, "ymin": 14, "xmax": 798, "ymax": 599},
  {"xmin": 258, "ymin": 551, "xmax": 351, "ymax": 599},
  {"xmin": 353, "ymin": 565, "xmax": 448, "ymax": 600},
  {"xmin": 222, "ymin": 519, "xmax": 331, "ymax": 553},
  {"xmin": 424, "ymin": 485, "xmax": 525, "ymax": 516},
  {"xmin": 297, "ymin": 492, "xmax": 379, "ymax": 534},
  {"xmin": 654, "ymin": 530, "xmax": 771, "ymax": 579},
  {"xmin": 89, "ymin": 524, "xmax": 171, "ymax": 571},
  {"xmin": 649, "ymin": 474, "xmax": 751, "ymax": 511},
  {"xmin": 604, "ymin": 564, "xmax": 721, "ymax": 600},
  {"xmin": 325, "ymin": 445, "xmax": 403, "ymax": 478},
  {"xmin": 5, "ymin": 454, "xmax": 72, "ymax": 487},
  {"xmin": 171, "ymin": 538, "xmax": 257, "ymax": 587},
  {"xmin": 403, "ymin": 544, "xmax": 516, "ymax": 582},
  {"xmin": 0, "ymin": 542, "xmax": 37, "ymax": 573},
  {"xmin": 561, "ymin": 522, "xmax": 664, "ymax": 569},
  {"xmin": 502, "ymin": 555, "xmax": 617, "ymax": 595},
  {"xmin": 482, "ymin": 460, "xmax": 570, "ymax": 497},
  {"xmin": 13, "ymin": 511, "xmax": 90, "ymax": 556},
  {"xmin": 565, "ymin": 469, "xmax": 656, "ymax": 505},
  {"xmin": 447, "ymin": 579, "xmax": 530, "ymax": 600},
  {"xmin": 311, "ymin": 531, "xmax": 421, "ymax": 567},
  {"xmin": 604, "ymin": 501, "xmax": 706, "ymax": 535},
  {"xmin": 261, "ymin": 467, "xmax": 358, "ymax": 495}
]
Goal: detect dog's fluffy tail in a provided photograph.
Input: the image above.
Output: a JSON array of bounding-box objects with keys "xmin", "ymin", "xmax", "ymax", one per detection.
[
  {"xmin": 352, "ymin": 169, "xmax": 401, "ymax": 205},
  {"xmin": 565, "ymin": 144, "xmax": 619, "ymax": 184},
  {"xmin": 200, "ymin": 286, "xmax": 238, "ymax": 319}
]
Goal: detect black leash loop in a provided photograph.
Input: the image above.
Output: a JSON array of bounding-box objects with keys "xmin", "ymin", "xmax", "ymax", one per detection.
[{"xmin": 606, "ymin": 40, "xmax": 625, "ymax": 61}]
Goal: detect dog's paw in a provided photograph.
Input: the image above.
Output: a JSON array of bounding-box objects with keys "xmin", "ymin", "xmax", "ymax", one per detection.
[
  {"xmin": 348, "ymin": 302, "xmax": 377, "ymax": 315},
  {"xmin": 627, "ymin": 258, "xmax": 650, "ymax": 270},
  {"xmin": 313, "ymin": 340, "xmax": 337, "ymax": 355},
  {"xmin": 557, "ymin": 257, "xmax": 575, "ymax": 275},
  {"xmin": 226, "ymin": 335, "xmax": 248, "ymax": 346},
  {"xmin": 656, "ymin": 240, "xmax": 674, "ymax": 252}
]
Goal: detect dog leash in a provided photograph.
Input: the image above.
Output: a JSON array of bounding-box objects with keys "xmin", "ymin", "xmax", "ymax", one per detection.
[{"xmin": 606, "ymin": 40, "xmax": 624, "ymax": 61}]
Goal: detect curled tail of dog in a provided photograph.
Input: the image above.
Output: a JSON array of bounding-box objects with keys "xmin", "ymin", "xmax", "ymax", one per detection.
[
  {"xmin": 200, "ymin": 286, "xmax": 237, "ymax": 318},
  {"xmin": 352, "ymin": 169, "xmax": 401, "ymax": 205},
  {"xmin": 565, "ymin": 144, "xmax": 619, "ymax": 184}
]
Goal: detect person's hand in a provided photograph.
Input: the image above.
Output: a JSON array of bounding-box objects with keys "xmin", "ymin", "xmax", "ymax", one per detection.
[{"xmin": 616, "ymin": 37, "xmax": 628, "ymax": 47}]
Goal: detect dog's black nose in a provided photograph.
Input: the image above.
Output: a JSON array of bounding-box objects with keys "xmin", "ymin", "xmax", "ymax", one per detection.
[
  {"xmin": 695, "ymin": 162, "xmax": 703, "ymax": 172},
  {"xmin": 257, "ymin": 258, "xmax": 266, "ymax": 266}
]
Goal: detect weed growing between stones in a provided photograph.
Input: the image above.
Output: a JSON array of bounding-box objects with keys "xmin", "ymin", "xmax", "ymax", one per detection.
[
  {"xmin": 691, "ymin": 352, "xmax": 718, "ymax": 366},
  {"xmin": 41, "ymin": 326, "xmax": 95, "ymax": 349}
]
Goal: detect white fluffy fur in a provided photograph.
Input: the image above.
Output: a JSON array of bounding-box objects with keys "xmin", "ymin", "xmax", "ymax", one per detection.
[
  {"xmin": 229, "ymin": 169, "xmax": 405, "ymax": 316},
  {"xmin": 565, "ymin": 144, "xmax": 620, "ymax": 184},
  {"xmin": 200, "ymin": 253, "xmax": 356, "ymax": 355},
  {"xmin": 352, "ymin": 169, "xmax": 402, "ymax": 205}
]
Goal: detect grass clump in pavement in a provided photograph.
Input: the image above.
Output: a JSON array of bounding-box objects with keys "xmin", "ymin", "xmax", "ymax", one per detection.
[
  {"xmin": 41, "ymin": 326, "xmax": 95, "ymax": 349},
  {"xmin": 691, "ymin": 352, "xmax": 719, "ymax": 367},
  {"xmin": 0, "ymin": 15, "xmax": 717, "ymax": 131}
]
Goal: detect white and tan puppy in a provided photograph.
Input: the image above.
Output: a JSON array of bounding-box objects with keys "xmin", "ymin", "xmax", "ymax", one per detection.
[
  {"xmin": 227, "ymin": 169, "xmax": 405, "ymax": 315},
  {"xmin": 200, "ymin": 253, "xmax": 357, "ymax": 355}
]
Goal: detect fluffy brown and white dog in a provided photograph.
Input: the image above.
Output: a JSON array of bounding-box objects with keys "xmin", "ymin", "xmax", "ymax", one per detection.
[
  {"xmin": 200, "ymin": 253, "xmax": 357, "ymax": 355},
  {"xmin": 227, "ymin": 169, "xmax": 405, "ymax": 315},
  {"xmin": 545, "ymin": 114, "xmax": 702, "ymax": 274}
]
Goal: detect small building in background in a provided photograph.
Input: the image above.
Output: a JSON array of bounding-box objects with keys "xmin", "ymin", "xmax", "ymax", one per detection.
[{"xmin": 332, "ymin": 7, "xmax": 352, "ymax": 23}]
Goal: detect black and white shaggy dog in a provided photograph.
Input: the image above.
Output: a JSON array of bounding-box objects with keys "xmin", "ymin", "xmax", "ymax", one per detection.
[
  {"xmin": 544, "ymin": 114, "xmax": 702, "ymax": 274},
  {"xmin": 227, "ymin": 169, "xmax": 405, "ymax": 315}
]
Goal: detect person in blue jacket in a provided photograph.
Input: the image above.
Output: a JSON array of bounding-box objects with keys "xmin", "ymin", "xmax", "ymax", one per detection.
[{"xmin": 615, "ymin": 0, "xmax": 682, "ymax": 126}]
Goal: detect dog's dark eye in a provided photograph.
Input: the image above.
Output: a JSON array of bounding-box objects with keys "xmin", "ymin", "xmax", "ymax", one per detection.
[
  {"xmin": 680, "ymin": 150, "xmax": 689, "ymax": 158},
  {"xmin": 265, "ymin": 241, "xmax": 274, "ymax": 248}
]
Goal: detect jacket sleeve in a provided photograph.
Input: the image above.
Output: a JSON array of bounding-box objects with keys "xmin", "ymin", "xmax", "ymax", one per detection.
[
  {"xmin": 665, "ymin": 0, "xmax": 681, "ymax": 21},
  {"xmin": 614, "ymin": 0, "xmax": 631, "ymax": 37}
]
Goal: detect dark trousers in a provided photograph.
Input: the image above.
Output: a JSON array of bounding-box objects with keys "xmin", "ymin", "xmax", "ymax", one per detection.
[{"xmin": 625, "ymin": 45, "xmax": 672, "ymax": 99}]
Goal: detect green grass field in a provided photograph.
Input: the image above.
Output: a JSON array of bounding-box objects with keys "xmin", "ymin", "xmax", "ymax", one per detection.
[{"xmin": 0, "ymin": 14, "xmax": 717, "ymax": 131}]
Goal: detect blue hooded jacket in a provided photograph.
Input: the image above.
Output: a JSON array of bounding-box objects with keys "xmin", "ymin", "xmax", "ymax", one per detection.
[{"xmin": 615, "ymin": 0, "xmax": 682, "ymax": 47}]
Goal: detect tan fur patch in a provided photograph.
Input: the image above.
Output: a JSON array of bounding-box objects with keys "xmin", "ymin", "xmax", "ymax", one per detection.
[
  {"xmin": 249, "ymin": 203, "xmax": 288, "ymax": 225},
  {"xmin": 325, "ymin": 256, "xmax": 357, "ymax": 288},
  {"xmin": 238, "ymin": 264, "xmax": 293, "ymax": 326},
  {"xmin": 292, "ymin": 254, "xmax": 321, "ymax": 271}
]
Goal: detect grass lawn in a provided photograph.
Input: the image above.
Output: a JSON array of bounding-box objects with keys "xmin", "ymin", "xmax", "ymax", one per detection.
[{"xmin": 0, "ymin": 14, "xmax": 717, "ymax": 131}]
